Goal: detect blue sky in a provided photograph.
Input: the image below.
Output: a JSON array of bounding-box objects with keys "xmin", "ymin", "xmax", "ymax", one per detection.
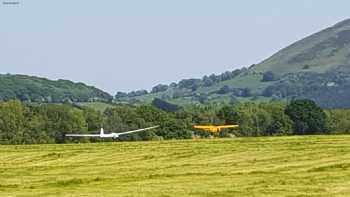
[{"xmin": 1, "ymin": 0, "xmax": 350, "ymax": 93}]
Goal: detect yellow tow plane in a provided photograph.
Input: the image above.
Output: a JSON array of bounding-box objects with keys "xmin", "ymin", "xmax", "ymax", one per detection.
[{"xmin": 193, "ymin": 125, "xmax": 239, "ymax": 133}]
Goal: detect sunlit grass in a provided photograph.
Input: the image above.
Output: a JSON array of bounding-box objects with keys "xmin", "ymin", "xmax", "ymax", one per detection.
[{"xmin": 1, "ymin": 135, "xmax": 350, "ymax": 196}]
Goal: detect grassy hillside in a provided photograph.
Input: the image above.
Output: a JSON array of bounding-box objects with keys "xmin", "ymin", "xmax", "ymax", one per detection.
[
  {"xmin": 1, "ymin": 135, "xmax": 350, "ymax": 196},
  {"xmin": 119, "ymin": 19, "xmax": 350, "ymax": 108},
  {"xmin": 254, "ymin": 18, "xmax": 350, "ymax": 75}
]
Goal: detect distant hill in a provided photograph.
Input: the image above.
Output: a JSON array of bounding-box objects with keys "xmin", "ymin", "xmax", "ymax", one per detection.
[
  {"xmin": 254, "ymin": 19, "xmax": 350, "ymax": 75},
  {"xmin": 0, "ymin": 74, "xmax": 113, "ymax": 103},
  {"xmin": 117, "ymin": 19, "xmax": 350, "ymax": 109}
]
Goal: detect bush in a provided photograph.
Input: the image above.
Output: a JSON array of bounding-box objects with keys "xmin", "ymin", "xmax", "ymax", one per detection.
[
  {"xmin": 285, "ymin": 99, "xmax": 328, "ymax": 135},
  {"xmin": 217, "ymin": 85, "xmax": 232, "ymax": 94},
  {"xmin": 152, "ymin": 98, "xmax": 181, "ymax": 112},
  {"xmin": 262, "ymin": 71, "xmax": 277, "ymax": 82},
  {"xmin": 151, "ymin": 84, "xmax": 169, "ymax": 93}
]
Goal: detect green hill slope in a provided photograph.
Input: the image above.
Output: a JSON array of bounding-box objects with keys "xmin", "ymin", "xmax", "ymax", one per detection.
[
  {"xmin": 1, "ymin": 136, "xmax": 350, "ymax": 196},
  {"xmin": 255, "ymin": 19, "xmax": 350, "ymax": 74},
  {"xmin": 0, "ymin": 74, "xmax": 113, "ymax": 103},
  {"xmin": 119, "ymin": 19, "xmax": 350, "ymax": 108}
]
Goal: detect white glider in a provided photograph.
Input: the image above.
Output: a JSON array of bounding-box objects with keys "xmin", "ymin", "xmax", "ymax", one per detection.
[{"xmin": 65, "ymin": 126, "xmax": 159, "ymax": 139}]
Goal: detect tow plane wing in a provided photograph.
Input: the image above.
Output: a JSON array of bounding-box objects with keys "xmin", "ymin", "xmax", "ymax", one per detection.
[{"xmin": 193, "ymin": 125, "xmax": 239, "ymax": 133}]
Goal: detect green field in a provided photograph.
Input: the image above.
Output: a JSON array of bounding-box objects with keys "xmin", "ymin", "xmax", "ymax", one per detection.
[
  {"xmin": 76, "ymin": 102, "xmax": 115, "ymax": 112},
  {"xmin": 1, "ymin": 136, "xmax": 350, "ymax": 197}
]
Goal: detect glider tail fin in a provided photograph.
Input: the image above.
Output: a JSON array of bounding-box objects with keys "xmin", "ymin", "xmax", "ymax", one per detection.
[{"xmin": 100, "ymin": 128, "xmax": 104, "ymax": 137}]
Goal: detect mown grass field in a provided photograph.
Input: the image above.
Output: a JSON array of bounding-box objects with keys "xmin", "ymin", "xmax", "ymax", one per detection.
[{"xmin": 1, "ymin": 135, "xmax": 350, "ymax": 197}]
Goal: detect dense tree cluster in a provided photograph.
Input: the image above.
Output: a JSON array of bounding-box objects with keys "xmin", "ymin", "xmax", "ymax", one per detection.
[
  {"xmin": 262, "ymin": 71, "xmax": 350, "ymax": 108},
  {"xmin": 0, "ymin": 99, "xmax": 346, "ymax": 144},
  {"xmin": 0, "ymin": 74, "xmax": 113, "ymax": 103},
  {"xmin": 285, "ymin": 100, "xmax": 327, "ymax": 135},
  {"xmin": 0, "ymin": 100, "xmax": 193, "ymax": 144},
  {"xmin": 216, "ymin": 103, "xmax": 293, "ymax": 136},
  {"xmin": 174, "ymin": 69, "xmax": 246, "ymax": 91},
  {"xmin": 115, "ymin": 90, "xmax": 149, "ymax": 99},
  {"xmin": 0, "ymin": 100, "xmax": 88, "ymax": 144},
  {"xmin": 326, "ymin": 109, "xmax": 350, "ymax": 134},
  {"xmin": 126, "ymin": 90, "xmax": 149, "ymax": 97},
  {"xmin": 151, "ymin": 84, "xmax": 169, "ymax": 93},
  {"xmin": 116, "ymin": 68, "xmax": 247, "ymax": 99},
  {"xmin": 216, "ymin": 86, "xmax": 252, "ymax": 97},
  {"xmin": 115, "ymin": 92, "xmax": 128, "ymax": 99}
]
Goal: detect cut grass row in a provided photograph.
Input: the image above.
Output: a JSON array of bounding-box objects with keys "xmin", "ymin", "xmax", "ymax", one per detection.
[{"xmin": 0, "ymin": 135, "xmax": 350, "ymax": 196}]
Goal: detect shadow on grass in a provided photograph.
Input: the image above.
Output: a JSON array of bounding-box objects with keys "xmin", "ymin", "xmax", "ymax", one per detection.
[
  {"xmin": 47, "ymin": 177, "xmax": 103, "ymax": 188},
  {"xmin": 308, "ymin": 163, "xmax": 350, "ymax": 172}
]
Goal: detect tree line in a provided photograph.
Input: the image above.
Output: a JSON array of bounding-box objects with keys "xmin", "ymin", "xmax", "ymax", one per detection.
[
  {"xmin": 115, "ymin": 68, "xmax": 248, "ymax": 99},
  {"xmin": 0, "ymin": 99, "xmax": 349, "ymax": 144}
]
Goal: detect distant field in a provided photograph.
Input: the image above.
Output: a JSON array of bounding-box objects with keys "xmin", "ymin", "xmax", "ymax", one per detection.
[
  {"xmin": 76, "ymin": 102, "xmax": 115, "ymax": 112},
  {"xmin": 1, "ymin": 136, "xmax": 350, "ymax": 196}
]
